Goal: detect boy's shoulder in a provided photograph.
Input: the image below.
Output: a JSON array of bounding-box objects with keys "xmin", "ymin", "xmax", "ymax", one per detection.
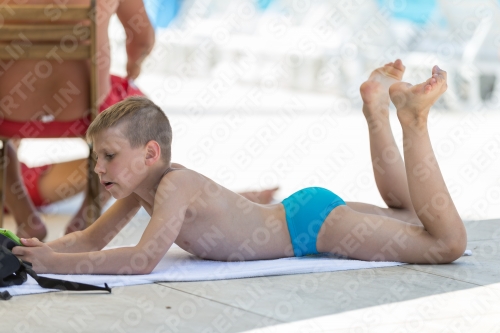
[{"xmin": 156, "ymin": 163, "xmax": 204, "ymax": 196}]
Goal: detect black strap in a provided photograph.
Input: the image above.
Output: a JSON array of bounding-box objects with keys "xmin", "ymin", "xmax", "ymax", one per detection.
[
  {"xmin": 25, "ymin": 264, "xmax": 111, "ymax": 293},
  {"xmin": 1, "ymin": 244, "xmax": 111, "ymax": 299}
]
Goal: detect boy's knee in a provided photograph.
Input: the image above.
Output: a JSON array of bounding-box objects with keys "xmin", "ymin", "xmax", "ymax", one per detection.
[
  {"xmin": 448, "ymin": 237, "xmax": 467, "ymax": 263},
  {"xmin": 438, "ymin": 234, "xmax": 467, "ymax": 264}
]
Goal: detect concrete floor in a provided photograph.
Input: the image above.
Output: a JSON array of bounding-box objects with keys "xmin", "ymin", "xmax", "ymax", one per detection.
[{"xmin": 2, "ymin": 214, "xmax": 500, "ymax": 332}]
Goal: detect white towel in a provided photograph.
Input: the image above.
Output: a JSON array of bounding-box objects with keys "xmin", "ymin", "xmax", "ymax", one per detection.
[{"xmin": 1, "ymin": 245, "xmax": 472, "ymax": 297}]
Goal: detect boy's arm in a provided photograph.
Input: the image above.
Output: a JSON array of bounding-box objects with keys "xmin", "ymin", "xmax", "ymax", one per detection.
[
  {"xmin": 116, "ymin": 0, "xmax": 155, "ymax": 79},
  {"xmin": 15, "ymin": 176, "xmax": 189, "ymax": 275},
  {"xmin": 46, "ymin": 195, "xmax": 141, "ymax": 253}
]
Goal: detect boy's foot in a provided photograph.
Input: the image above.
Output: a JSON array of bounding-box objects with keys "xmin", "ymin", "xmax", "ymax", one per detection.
[
  {"xmin": 240, "ymin": 187, "xmax": 279, "ymax": 204},
  {"xmin": 360, "ymin": 59, "xmax": 406, "ymax": 118},
  {"xmin": 389, "ymin": 66, "xmax": 447, "ymax": 126}
]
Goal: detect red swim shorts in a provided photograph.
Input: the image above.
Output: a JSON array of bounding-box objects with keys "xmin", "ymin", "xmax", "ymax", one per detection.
[
  {"xmin": 99, "ymin": 75, "xmax": 145, "ymax": 111},
  {"xmin": 0, "ymin": 75, "xmax": 146, "ymax": 138},
  {"xmin": 20, "ymin": 163, "xmax": 52, "ymax": 207}
]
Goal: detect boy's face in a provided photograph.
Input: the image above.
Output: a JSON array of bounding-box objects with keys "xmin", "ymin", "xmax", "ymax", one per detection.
[{"xmin": 93, "ymin": 125, "xmax": 148, "ymax": 199}]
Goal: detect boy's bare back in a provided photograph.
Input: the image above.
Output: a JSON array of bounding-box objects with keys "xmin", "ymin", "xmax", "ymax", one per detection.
[{"xmin": 146, "ymin": 166, "xmax": 294, "ymax": 262}]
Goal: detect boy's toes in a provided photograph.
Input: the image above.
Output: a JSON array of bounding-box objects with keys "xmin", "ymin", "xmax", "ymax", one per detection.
[
  {"xmin": 424, "ymin": 83, "xmax": 433, "ymax": 94},
  {"xmin": 430, "ymin": 67, "xmax": 448, "ymax": 93},
  {"xmin": 438, "ymin": 71, "xmax": 447, "ymax": 84},
  {"xmin": 393, "ymin": 59, "xmax": 405, "ymax": 71},
  {"xmin": 385, "ymin": 59, "xmax": 405, "ymax": 79},
  {"xmin": 432, "ymin": 65, "xmax": 447, "ymax": 81},
  {"xmin": 432, "ymin": 65, "xmax": 439, "ymax": 75}
]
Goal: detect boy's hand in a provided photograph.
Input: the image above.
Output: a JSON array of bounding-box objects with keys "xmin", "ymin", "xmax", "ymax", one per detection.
[{"xmin": 12, "ymin": 238, "xmax": 57, "ymax": 273}]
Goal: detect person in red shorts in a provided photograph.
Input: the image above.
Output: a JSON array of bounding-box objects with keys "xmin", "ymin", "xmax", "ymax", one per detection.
[
  {"xmin": 3, "ymin": 76, "xmax": 147, "ymax": 239},
  {"xmin": 8, "ymin": 76, "xmax": 144, "ymax": 227},
  {"xmin": 1, "ymin": 0, "xmax": 157, "ymax": 240}
]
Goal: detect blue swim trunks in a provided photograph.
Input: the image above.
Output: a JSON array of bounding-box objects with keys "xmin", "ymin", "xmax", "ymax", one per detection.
[{"xmin": 282, "ymin": 187, "xmax": 346, "ymax": 257}]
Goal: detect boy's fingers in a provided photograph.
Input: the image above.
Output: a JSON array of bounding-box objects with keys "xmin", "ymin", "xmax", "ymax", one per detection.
[
  {"xmin": 12, "ymin": 246, "xmax": 23, "ymax": 255},
  {"xmin": 21, "ymin": 237, "xmax": 42, "ymax": 246}
]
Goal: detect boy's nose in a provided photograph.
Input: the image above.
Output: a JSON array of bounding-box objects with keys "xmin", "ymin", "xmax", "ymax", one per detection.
[{"xmin": 94, "ymin": 160, "xmax": 105, "ymax": 174}]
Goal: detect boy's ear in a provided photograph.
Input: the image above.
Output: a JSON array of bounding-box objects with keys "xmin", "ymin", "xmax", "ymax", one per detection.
[{"xmin": 145, "ymin": 140, "xmax": 161, "ymax": 165}]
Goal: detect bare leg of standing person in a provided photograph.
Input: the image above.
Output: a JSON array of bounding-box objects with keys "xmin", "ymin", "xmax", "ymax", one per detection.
[{"xmin": 4, "ymin": 141, "xmax": 47, "ymax": 240}]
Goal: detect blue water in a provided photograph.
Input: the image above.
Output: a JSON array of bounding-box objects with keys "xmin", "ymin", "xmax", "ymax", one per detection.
[
  {"xmin": 144, "ymin": 0, "xmax": 439, "ymax": 28},
  {"xmin": 257, "ymin": 0, "xmax": 273, "ymax": 10},
  {"xmin": 376, "ymin": 0, "xmax": 437, "ymax": 25},
  {"xmin": 144, "ymin": 0, "xmax": 180, "ymax": 29},
  {"xmin": 143, "ymin": 0, "xmax": 276, "ymax": 28}
]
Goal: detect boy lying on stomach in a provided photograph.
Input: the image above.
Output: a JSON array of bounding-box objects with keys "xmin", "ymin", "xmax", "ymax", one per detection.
[{"xmin": 13, "ymin": 61, "xmax": 467, "ymax": 274}]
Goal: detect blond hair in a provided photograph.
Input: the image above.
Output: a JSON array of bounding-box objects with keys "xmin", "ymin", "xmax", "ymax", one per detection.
[{"xmin": 87, "ymin": 96, "xmax": 172, "ymax": 163}]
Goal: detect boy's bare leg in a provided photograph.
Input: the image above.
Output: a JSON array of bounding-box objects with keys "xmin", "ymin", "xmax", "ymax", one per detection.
[
  {"xmin": 317, "ymin": 67, "xmax": 467, "ymax": 263},
  {"xmin": 356, "ymin": 59, "xmax": 417, "ymax": 220},
  {"xmin": 344, "ymin": 201, "xmax": 419, "ymax": 224},
  {"xmin": 389, "ymin": 66, "xmax": 466, "ymax": 246},
  {"xmin": 4, "ymin": 142, "xmax": 47, "ymax": 240}
]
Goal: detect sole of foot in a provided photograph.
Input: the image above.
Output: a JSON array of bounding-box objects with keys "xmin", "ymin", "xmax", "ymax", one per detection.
[
  {"xmin": 389, "ymin": 65, "xmax": 447, "ymax": 125},
  {"xmin": 360, "ymin": 59, "xmax": 406, "ymax": 112}
]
